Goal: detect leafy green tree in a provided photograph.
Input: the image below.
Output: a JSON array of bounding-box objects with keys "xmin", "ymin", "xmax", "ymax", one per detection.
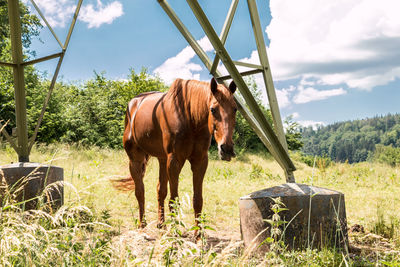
[
  {"xmin": 372, "ymin": 144, "xmax": 400, "ymax": 167},
  {"xmin": 284, "ymin": 115, "xmax": 303, "ymax": 151},
  {"xmin": 58, "ymin": 69, "xmax": 167, "ymax": 148}
]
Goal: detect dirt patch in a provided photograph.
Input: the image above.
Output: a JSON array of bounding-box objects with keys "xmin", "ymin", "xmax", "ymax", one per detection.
[{"xmin": 111, "ymin": 222, "xmax": 399, "ymax": 265}]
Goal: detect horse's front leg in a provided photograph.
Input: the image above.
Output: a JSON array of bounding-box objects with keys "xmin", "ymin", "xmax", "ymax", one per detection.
[
  {"xmin": 166, "ymin": 154, "xmax": 185, "ymax": 213},
  {"xmin": 157, "ymin": 158, "xmax": 168, "ymax": 228},
  {"xmin": 189, "ymin": 153, "xmax": 208, "ymax": 232}
]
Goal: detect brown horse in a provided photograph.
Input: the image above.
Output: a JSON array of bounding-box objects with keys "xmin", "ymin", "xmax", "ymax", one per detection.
[{"xmin": 120, "ymin": 78, "xmax": 237, "ymax": 228}]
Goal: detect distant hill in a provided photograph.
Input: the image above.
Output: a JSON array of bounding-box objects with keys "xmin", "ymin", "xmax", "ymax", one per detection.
[{"xmin": 301, "ymin": 113, "xmax": 400, "ymax": 163}]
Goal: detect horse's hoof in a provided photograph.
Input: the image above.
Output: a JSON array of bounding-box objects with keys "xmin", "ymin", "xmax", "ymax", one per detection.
[
  {"xmin": 138, "ymin": 221, "xmax": 147, "ymax": 229},
  {"xmin": 157, "ymin": 222, "xmax": 165, "ymax": 229},
  {"xmin": 193, "ymin": 230, "xmax": 201, "ymax": 241}
]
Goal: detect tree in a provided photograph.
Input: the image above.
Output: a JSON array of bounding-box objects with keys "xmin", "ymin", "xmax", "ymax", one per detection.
[
  {"xmin": 284, "ymin": 115, "xmax": 303, "ymax": 151},
  {"xmin": 301, "ymin": 113, "xmax": 400, "ymax": 163},
  {"xmin": 58, "ymin": 69, "xmax": 168, "ymax": 148}
]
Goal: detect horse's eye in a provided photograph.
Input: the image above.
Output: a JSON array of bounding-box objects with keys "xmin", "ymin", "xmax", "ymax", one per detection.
[
  {"xmin": 210, "ymin": 107, "xmax": 217, "ymax": 115},
  {"xmin": 234, "ymin": 107, "xmax": 237, "ymax": 113}
]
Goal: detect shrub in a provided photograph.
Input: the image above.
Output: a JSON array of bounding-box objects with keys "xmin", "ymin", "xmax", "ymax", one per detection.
[{"xmin": 371, "ymin": 144, "xmax": 400, "ymax": 167}]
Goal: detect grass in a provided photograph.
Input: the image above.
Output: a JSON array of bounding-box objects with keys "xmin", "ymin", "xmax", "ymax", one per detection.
[{"xmin": 1, "ymin": 143, "xmax": 400, "ymax": 265}]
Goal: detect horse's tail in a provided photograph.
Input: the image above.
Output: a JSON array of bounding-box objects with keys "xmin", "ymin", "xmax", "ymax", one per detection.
[
  {"xmin": 125, "ymin": 104, "xmax": 131, "ymax": 134},
  {"xmin": 111, "ymin": 177, "xmax": 135, "ymax": 191}
]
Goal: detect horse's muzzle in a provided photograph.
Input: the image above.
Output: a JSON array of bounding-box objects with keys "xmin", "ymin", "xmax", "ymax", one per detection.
[{"xmin": 219, "ymin": 144, "xmax": 236, "ymax": 161}]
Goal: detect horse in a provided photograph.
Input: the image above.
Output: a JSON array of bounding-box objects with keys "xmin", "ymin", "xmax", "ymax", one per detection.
[{"xmin": 118, "ymin": 77, "xmax": 237, "ymax": 229}]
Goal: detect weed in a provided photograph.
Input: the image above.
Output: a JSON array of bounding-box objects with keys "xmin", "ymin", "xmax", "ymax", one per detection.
[
  {"xmin": 262, "ymin": 197, "xmax": 288, "ymax": 253},
  {"xmin": 249, "ymin": 163, "xmax": 264, "ymax": 180},
  {"xmin": 372, "ymin": 205, "xmax": 399, "ymax": 240}
]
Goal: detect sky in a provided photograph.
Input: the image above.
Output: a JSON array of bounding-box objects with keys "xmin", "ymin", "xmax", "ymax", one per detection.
[{"xmin": 26, "ymin": 0, "xmax": 400, "ymax": 128}]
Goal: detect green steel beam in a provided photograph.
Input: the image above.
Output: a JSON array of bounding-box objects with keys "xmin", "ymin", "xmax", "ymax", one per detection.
[
  {"xmin": 157, "ymin": 0, "xmax": 287, "ymax": 170},
  {"xmin": 28, "ymin": 54, "xmax": 65, "ymax": 152},
  {"xmin": 233, "ymin": 60, "xmax": 263, "ymax": 70},
  {"xmin": 22, "ymin": 52, "xmax": 63, "ymax": 66},
  {"xmin": 0, "ymin": 61, "xmax": 16, "ymax": 67},
  {"xmin": 157, "ymin": 0, "xmax": 296, "ymax": 176},
  {"xmin": 216, "ymin": 68, "xmax": 263, "ymax": 81},
  {"xmin": 1, "ymin": 0, "xmax": 82, "ymax": 160},
  {"xmin": 185, "ymin": 0, "xmax": 296, "ymax": 179},
  {"xmin": 247, "ymin": 0, "xmax": 289, "ymax": 153},
  {"xmin": 157, "ymin": 0, "xmax": 212, "ymax": 70},
  {"xmin": 210, "ymin": 0, "xmax": 238, "ymax": 75},
  {"xmin": 28, "ymin": 0, "xmax": 82, "ymax": 151},
  {"xmin": 8, "ymin": 0, "xmax": 29, "ymax": 162},
  {"xmin": 64, "ymin": 0, "xmax": 83, "ymax": 50},
  {"xmin": 29, "ymin": 0, "xmax": 63, "ymax": 49}
]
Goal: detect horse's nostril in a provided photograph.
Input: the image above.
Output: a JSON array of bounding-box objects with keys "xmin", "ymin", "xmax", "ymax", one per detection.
[
  {"xmin": 220, "ymin": 144, "xmax": 227, "ymax": 153},
  {"xmin": 220, "ymin": 144, "xmax": 234, "ymax": 155}
]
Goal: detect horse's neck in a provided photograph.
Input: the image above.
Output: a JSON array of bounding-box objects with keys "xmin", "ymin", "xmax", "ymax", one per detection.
[
  {"xmin": 183, "ymin": 82, "xmax": 211, "ymax": 129},
  {"xmin": 186, "ymin": 85, "xmax": 211, "ymax": 130},
  {"xmin": 167, "ymin": 79, "xmax": 211, "ymax": 131}
]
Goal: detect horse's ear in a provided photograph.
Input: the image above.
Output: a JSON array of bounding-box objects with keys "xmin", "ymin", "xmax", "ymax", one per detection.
[
  {"xmin": 210, "ymin": 77, "xmax": 218, "ymax": 95},
  {"xmin": 228, "ymin": 80, "xmax": 236, "ymax": 94}
]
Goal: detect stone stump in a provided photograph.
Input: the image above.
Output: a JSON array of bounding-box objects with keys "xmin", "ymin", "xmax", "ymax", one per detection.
[
  {"xmin": 239, "ymin": 183, "xmax": 348, "ymax": 252},
  {"xmin": 0, "ymin": 162, "xmax": 63, "ymax": 210}
]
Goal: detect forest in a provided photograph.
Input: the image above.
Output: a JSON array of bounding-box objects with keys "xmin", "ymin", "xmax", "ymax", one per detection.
[{"xmin": 301, "ymin": 113, "xmax": 400, "ymax": 165}]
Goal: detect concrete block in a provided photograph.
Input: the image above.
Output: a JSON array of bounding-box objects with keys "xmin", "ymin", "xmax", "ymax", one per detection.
[
  {"xmin": 0, "ymin": 162, "xmax": 63, "ymax": 210},
  {"xmin": 239, "ymin": 183, "xmax": 348, "ymax": 252}
]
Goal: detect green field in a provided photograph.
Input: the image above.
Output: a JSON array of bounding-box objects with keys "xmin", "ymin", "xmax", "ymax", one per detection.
[{"xmin": 1, "ymin": 144, "xmax": 399, "ymax": 266}]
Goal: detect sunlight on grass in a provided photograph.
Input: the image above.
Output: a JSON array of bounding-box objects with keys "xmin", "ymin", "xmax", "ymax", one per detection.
[
  {"xmin": 1, "ymin": 144, "xmax": 399, "ymax": 235},
  {"xmin": 1, "ymin": 143, "xmax": 399, "ymax": 265}
]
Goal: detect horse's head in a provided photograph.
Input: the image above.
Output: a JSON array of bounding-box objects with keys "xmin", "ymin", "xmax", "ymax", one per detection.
[{"xmin": 208, "ymin": 78, "xmax": 237, "ymax": 161}]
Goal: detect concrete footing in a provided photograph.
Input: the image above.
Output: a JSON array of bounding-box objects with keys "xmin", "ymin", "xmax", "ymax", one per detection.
[
  {"xmin": 0, "ymin": 162, "xmax": 63, "ymax": 210},
  {"xmin": 239, "ymin": 183, "xmax": 348, "ymax": 252}
]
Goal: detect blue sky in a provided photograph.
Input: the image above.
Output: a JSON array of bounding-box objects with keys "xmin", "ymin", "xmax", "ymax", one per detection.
[{"xmin": 27, "ymin": 0, "xmax": 400, "ymax": 127}]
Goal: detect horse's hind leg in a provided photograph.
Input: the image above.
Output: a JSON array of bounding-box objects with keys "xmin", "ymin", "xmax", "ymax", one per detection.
[
  {"xmin": 128, "ymin": 153, "xmax": 149, "ymax": 228},
  {"xmin": 157, "ymin": 158, "xmax": 168, "ymax": 228}
]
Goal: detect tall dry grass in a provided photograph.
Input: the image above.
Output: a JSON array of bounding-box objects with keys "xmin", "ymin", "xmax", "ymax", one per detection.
[{"xmin": 0, "ymin": 144, "xmax": 399, "ymax": 265}]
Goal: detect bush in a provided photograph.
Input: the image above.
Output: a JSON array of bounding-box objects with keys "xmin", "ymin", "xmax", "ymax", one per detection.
[
  {"xmin": 371, "ymin": 144, "xmax": 400, "ymax": 167},
  {"xmin": 296, "ymin": 152, "xmax": 332, "ymax": 168},
  {"xmin": 31, "ymin": 69, "xmax": 166, "ymax": 148}
]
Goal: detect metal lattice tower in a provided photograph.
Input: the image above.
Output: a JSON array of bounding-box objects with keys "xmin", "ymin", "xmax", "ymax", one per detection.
[
  {"xmin": 157, "ymin": 0, "xmax": 296, "ymax": 182},
  {"xmin": 0, "ymin": 0, "xmax": 83, "ymax": 162}
]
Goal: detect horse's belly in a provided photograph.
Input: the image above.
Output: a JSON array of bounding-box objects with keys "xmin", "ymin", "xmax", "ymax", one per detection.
[
  {"xmin": 131, "ymin": 100, "xmax": 167, "ymax": 158},
  {"xmin": 135, "ymin": 130, "xmax": 166, "ymax": 158}
]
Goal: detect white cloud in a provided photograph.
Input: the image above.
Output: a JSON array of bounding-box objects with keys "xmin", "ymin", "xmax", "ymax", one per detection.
[
  {"xmin": 276, "ymin": 85, "xmax": 295, "ymax": 108},
  {"xmin": 153, "ymin": 36, "xmax": 214, "ymax": 85},
  {"xmin": 34, "ymin": 0, "xmax": 76, "ymax": 28},
  {"xmin": 274, "ymin": 84, "xmax": 346, "ymax": 108},
  {"xmin": 293, "ymin": 86, "xmax": 347, "ymax": 104},
  {"xmin": 79, "ymin": 0, "xmax": 123, "ymax": 28},
  {"xmin": 267, "ymin": 0, "xmax": 400, "ymax": 90},
  {"xmin": 32, "ymin": 0, "xmax": 123, "ymax": 29},
  {"xmin": 291, "ymin": 112, "xmax": 300, "ymax": 119}
]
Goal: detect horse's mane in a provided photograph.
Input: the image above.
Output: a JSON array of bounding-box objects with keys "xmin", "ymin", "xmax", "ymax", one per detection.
[{"xmin": 166, "ymin": 79, "xmax": 212, "ymax": 127}]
